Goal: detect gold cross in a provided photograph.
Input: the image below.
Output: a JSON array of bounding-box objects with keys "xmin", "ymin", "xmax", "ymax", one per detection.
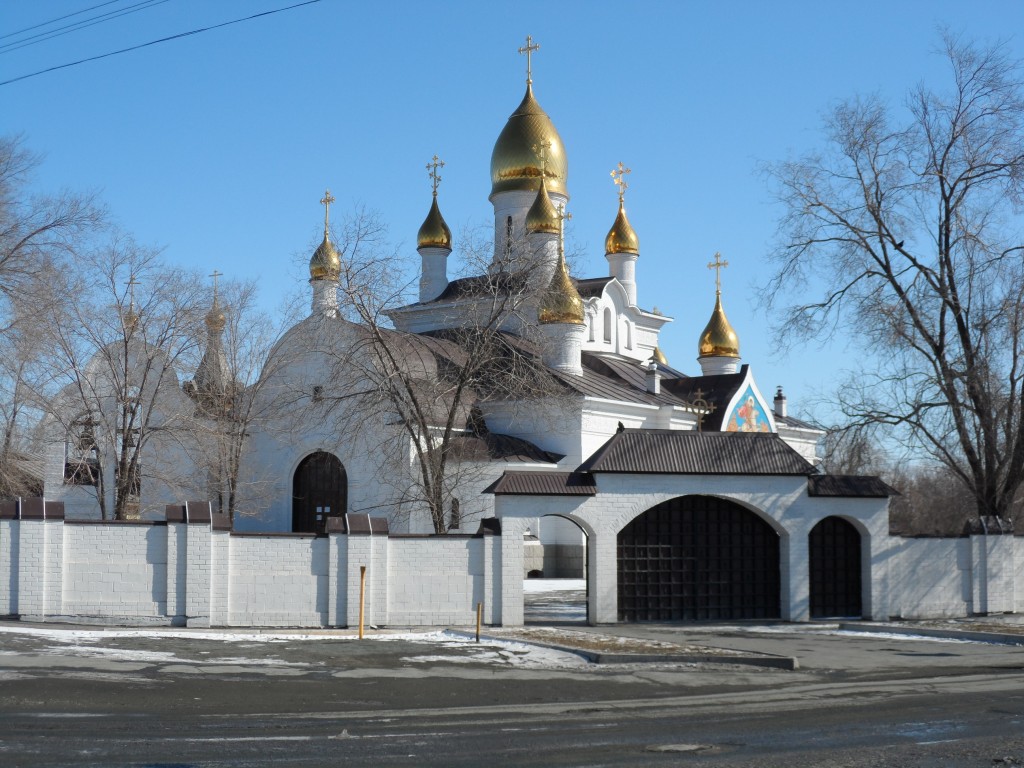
[
  {"xmin": 209, "ymin": 269, "xmax": 222, "ymax": 300},
  {"xmin": 557, "ymin": 203, "xmax": 572, "ymax": 260},
  {"xmin": 611, "ymin": 162, "xmax": 631, "ymax": 203},
  {"xmin": 518, "ymin": 34, "xmax": 540, "ymax": 84},
  {"xmin": 126, "ymin": 274, "xmax": 140, "ymax": 306},
  {"xmin": 426, "ymin": 155, "xmax": 445, "ymax": 196},
  {"xmin": 532, "ymin": 140, "xmax": 551, "ymax": 173},
  {"xmin": 320, "ymin": 189, "xmax": 335, "ymax": 233},
  {"xmin": 707, "ymin": 252, "xmax": 729, "ymax": 294}
]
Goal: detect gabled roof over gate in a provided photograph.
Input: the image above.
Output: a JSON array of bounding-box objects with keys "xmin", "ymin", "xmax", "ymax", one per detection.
[{"xmin": 576, "ymin": 429, "xmax": 816, "ymax": 475}]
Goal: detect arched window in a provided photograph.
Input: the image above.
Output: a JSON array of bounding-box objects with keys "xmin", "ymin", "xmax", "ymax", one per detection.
[
  {"xmin": 603, "ymin": 308, "xmax": 613, "ymax": 343},
  {"xmin": 292, "ymin": 451, "xmax": 347, "ymax": 534}
]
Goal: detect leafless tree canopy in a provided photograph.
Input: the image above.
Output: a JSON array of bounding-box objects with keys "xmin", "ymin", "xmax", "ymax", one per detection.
[{"xmin": 766, "ymin": 35, "xmax": 1024, "ymax": 523}]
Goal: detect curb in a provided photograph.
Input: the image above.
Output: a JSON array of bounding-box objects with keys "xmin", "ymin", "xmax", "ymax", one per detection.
[
  {"xmin": 451, "ymin": 631, "xmax": 799, "ymax": 670},
  {"xmin": 838, "ymin": 622, "xmax": 1024, "ymax": 646}
]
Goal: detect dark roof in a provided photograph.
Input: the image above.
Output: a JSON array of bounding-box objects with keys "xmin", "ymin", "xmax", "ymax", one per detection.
[
  {"xmin": 577, "ymin": 429, "xmax": 816, "ymax": 475},
  {"xmin": 450, "ymin": 432, "xmax": 563, "ymax": 464},
  {"xmin": 661, "ymin": 369, "xmax": 747, "ymax": 431},
  {"xmin": 574, "ymin": 276, "xmax": 614, "ymax": 299},
  {"xmin": 416, "ymin": 272, "xmax": 531, "ymax": 304},
  {"xmin": 485, "ymin": 471, "xmax": 597, "ymax": 495},
  {"xmin": 807, "ymin": 475, "xmax": 900, "ymax": 497}
]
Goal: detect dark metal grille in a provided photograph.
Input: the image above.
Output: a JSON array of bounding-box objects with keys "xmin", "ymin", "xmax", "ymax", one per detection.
[
  {"xmin": 292, "ymin": 451, "xmax": 347, "ymax": 534},
  {"xmin": 809, "ymin": 516, "xmax": 863, "ymax": 619},
  {"xmin": 617, "ymin": 495, "xmax": 780, "ymax": 621}
]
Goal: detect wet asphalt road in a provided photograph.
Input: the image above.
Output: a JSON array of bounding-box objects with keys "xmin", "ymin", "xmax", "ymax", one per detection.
[{"xmin": 1, "ymin": 621, "xmax": 1023, "ymax": 767}]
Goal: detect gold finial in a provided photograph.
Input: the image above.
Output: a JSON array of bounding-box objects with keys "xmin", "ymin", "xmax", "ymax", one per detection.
[
  {"xmin": 708, "ymin": 252, "xmax": 729, "ymax": 294},
  {"xmin": 320, "ymin": 189, "xmax": 335, "ymax": 235},
  {"xmin": 518, "ymin": 34, "xmax": 540, "ymax": 85},
  {"xmin": 426, "ymin": 154, "xmax": 445, "ymax": 197},
  {"xmin": 611, "ymin": 162, "xmax": 631, "ymax": 204}
]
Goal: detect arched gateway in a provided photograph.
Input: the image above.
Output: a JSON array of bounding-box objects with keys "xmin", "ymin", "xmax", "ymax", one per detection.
[
  {"xmin": 292, "ymin": 451, "xmax": 347, "ymax": 534},
  {"xmin": 617, "ymin": 495, "xmax": 781, "ymax": 621},
  {"xmin": 809, "ymin": 516, "xmax": 863, "ymax": 619}
]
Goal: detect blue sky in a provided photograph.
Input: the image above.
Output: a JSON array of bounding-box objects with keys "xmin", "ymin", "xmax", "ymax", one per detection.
[{"xmin": 4, "ymin": 0, "xmax": 1023, "ymax": 423}]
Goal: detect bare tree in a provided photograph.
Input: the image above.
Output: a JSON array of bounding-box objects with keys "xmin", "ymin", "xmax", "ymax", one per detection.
[
  {"xmin": 766, "ymin": 35, "xmax": 1024, "ymax": 525},
  {"xmin": 0, "ymin": 135, "xmax": 105, "ymax": 497},
  {"xmin": 317, "ymin": 209, "xmax": 566, "ymax": 534},
  {"xmin": 39, "ymin": 239, "xmax": 206, "ymax": 520}
]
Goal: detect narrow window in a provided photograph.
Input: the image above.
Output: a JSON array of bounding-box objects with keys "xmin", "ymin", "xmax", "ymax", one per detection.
[
  {"xmin": 504, "ymin": 216, "xmax": 513, "ymax": 261},
  {"xmin": 603, "ymin": 308, "xmax": 613, "ymax": 343},
  {"xmin": 449, "ymin": 498, "xmax": 461, "ymax": 531}
]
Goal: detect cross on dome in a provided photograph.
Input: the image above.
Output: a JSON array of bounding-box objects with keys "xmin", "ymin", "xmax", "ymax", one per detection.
[
  {"xmin": 611, "ymin": 162, "xmax": 631, "ymax": 203},
  {"xmin": 557, "ymin": 202, "xmax": 572, "ymax": 259},
  {"xmin": 518, "ymin": 34, "xmax": 540, "ymax": 84},
  {"xmin": 708, "ymin": 252, "xmax": 729, "ymax": 294},
  {"xmin": 532, "ymin": 140, "xmax": 552, "ymax": 173},
  {"xmin": 209, "ymin": 269, "xmax": 222, "ymax": 301},
  {"xmin": 320, "ymin": 189, "xmax": 335, "ymax": 234},
  {"xmin": 426, "ymin": 155, "xmax": 445, "ymax": 196}
]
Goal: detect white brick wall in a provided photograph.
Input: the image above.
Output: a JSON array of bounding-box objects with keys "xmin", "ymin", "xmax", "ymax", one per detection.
[{"xmin": 227, "ymin": 535, "xmax": 328, "ymax": 626}]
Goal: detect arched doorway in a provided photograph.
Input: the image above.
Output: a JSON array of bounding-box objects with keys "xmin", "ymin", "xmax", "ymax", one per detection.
[
  {"xmin": 292, "ymin": 451, "xmax": 347, "ymax": 534},
  {"xmin": 809, "ymin": 516, "xmax": 863, "ymax": 619},
  {"xmin": 617, "ymin": 495, "xmax": 780, "ymax": 621},
  {"xmin": 524, "ymin": 514, "xmax": 589, "ymax": 625}
]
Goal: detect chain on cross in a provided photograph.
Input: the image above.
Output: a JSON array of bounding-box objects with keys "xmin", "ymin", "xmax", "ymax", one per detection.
[
  {"xmin": 707, "ymin": 252, "xmax": 729, "ymax": 294},
  {"xmin": 611, "ymin": 162, "xmax": 631, "ymax": 203},
  {"xmin": 518, "ymin": 34, "xmax": 540, "ymax": 84},
  {"xmin": 320, "ymin": 189, "xmax": 335, "ymax": 233},
  {"xmin": 426, "ymin": 154, "xmax": 445, "ymax": 197}
]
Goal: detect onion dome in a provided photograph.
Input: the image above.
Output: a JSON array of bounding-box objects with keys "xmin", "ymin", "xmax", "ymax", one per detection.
[
  {"xmin": 538, "ymin": 253, "xmax": 584, "ymax": 325},
  {"xmin": 652, "ymin": 346, "xmax": 668, "ymax": 365},
  {"xmin": 417, "ymin": 196, "xmax": 452, "ymax": 250},
  {"xmin": 490, "ymin": 84, "xmax": 568, "ymax": 199},
  {"xmin": 309, "ymin": 230, "xmax": 340, "ymax": 281},
  {"xmin": 205, "ymin": 296, "xmax": 226, "ymax": 333},
  {"xmin": 605, "ymin": 201, "xmax": 639, "ymax": 255},
  {"xmin": 525, "ymin": 176, "xmax": 560, "ymax": 234},
  {"xmin": 698, "ymin": 293, "xmax": 740, "ymax": 358},
  {"xmin": 122, "ymin": 304, "xmax": 139, "ymax": 335}
]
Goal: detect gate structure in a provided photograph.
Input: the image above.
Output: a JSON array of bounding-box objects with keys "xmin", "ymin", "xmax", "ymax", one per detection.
[{"xmin": 809, "ymin": 516, "xmax": 863, "ymax": 619}]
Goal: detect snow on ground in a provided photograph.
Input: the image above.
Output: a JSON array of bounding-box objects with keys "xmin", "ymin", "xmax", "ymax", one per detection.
[{"xmin": 523, "ymin": 578, "xmax": 586, "ymax": 593}]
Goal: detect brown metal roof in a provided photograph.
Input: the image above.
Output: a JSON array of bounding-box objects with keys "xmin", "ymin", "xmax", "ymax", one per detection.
[
  {"xmin": 661, "ymin": 369, "xmax": 747, "ymax": 431},
  {"xmin": 485, "ymin": 471, "xmax": 598, "ymax": 495},
  {"xmin": 576, "ymin": 429, "xmax": 816, "ymax": 475},
  {"xmin": 807, "ymin": 475, "xmax": 899, "ymax": 497},
  {"xmin": 450, "ymin": 432, "xmax": 563, "ymax": 464}
]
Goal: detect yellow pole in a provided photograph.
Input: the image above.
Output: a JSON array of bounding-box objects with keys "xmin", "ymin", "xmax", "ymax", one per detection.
[
  {"xmin": 476, "ymin": 601, "xmax": 482, "ymax": 642},
  {"xmin": 359, "ymin": 566, "xmax": 366, "ymax": 639}
]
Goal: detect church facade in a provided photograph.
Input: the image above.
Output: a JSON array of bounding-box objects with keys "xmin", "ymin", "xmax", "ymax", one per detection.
[{"xmin": 15, "ymin": 42, "xmax": 1020, "ymax": 628}]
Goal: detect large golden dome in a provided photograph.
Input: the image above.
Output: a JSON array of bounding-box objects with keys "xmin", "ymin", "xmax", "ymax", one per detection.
[
  {"xmin": 698, "ymin": 293, "xmax": 740, "ymax": 358},
  {"xmin": 309, "ymin": 231, "xmax": 340, "ymax": 281},
  {"xmin": 417, "ymin": 196, "xmax": 452, "ymax": 250},
  {"xmin": 490, "ymin": 84, "xmax": 568, "ymax": 199},
  {"xmin": 605, "ymin": 201, "xmax": 639, "ymax": 255}
]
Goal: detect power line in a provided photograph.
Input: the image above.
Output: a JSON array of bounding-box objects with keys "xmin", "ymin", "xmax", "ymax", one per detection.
[
  {"xmin": 0, "ymin": 0, "xmax": 172, "ymax": 56},
  {"xmin": 0, "ymin": 0, "xmax": 322, "ymax": 87},
  {"xmin": 0, "ymin": 0, "xmax": 123, "ymax": 41}
]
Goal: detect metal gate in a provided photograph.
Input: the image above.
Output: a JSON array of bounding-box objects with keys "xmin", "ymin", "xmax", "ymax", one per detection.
[
  {"xmin": 809, "ymin": 516, "xmax": 863, "ymax": 618},
  {"xmin": 617, "ymin": 495, "xmax": 780, "ymax": 621}
]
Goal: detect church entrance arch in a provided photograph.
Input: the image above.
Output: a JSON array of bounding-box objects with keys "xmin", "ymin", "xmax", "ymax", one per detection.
[
  {"xmin": 809, "ymin": 516, "xmax": 863, "ymax": 619},
  {"xmin": 292, "ymin": 451, "xmax": 347, "ymax": 534},
  {"xmin": 617, "ymin": 495, "xmax": 780, "ymax": 622},
  {"xmin": 524, "ymin": 514, "xmax": 590, "ymax": 625}
]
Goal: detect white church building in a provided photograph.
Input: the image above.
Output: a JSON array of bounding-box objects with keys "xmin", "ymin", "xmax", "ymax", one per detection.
[{"xmin": 3, "ymin": 44, "xmax": 1021, "ymax": 628}]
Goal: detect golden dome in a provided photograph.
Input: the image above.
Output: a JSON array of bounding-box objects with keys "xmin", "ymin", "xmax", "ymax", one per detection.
[
  {"xmin": 539, "ymin": 253, "xmax": 584, "ymax": 325},
  {"xmin": 122, "ymin": 304, "xmax": 139, "ymax": 335},
  {"xmin": 525, "ymin": 176, "xmax": 559, "ymax": 234},
  {"xmin": 205, "ymin": 297, "xmax": 226, "ymax": 333},
  {"xmin": 605, "ymin": 201, "xmax": 639, "ymax": 255},
  {"xmin": 417, "ymin": 196, "xmax": 452, "ymax": 250},
  {"xmin": 652, "ymin": 346, "xmax": 668, "ymax": 365},
  {"xmin": 698, "ymin": 293, "xmax": 740, "ymax": 358},
  {"xmin": 309, "ymin": 231, "xmax": 340, "ymax": 281},
  {"xmin": 490, "ymin": 84, "xmax": 568, "ymax": 199}
]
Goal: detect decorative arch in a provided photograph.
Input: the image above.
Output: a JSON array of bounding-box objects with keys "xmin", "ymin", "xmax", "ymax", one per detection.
[
  {"xmin": 292, "ymin": 451, "xmax": 347, "ymax": 534},
  {"xmin": 617, "ymin": 494, "xmax": 781, "ymax": 621},
  {"xmin": 809, "ymin": 516, "xmax": 863, "ymax": 618}
]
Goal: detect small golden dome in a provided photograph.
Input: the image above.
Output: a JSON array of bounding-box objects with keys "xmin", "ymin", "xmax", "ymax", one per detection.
[
  {"xmin": 123, "ymin": 304, "xmax": 139, "ymax": 335},
  {"xmin": 417, "ymin": 196, "xmax": 452, "ymax": 250},
  {"xmin": 698, "ymin": 293, "xmax": 740, "ymax": 358},
  {"xmin": 652, "ymin": 346, "xmax": 668, "ymax": 365},
  {"xmin": 605, "ymin": 201, "xmax": 639, "ymax": 255},
  {"xmin": 525, "ymin": 177, "xmax": 559, "ymax": 234},
  {"xmin": 205, "ymin": 297, "xmax": 226, "ymax": 333},
  {"xmin": 539, "ymin": 253, "xmax": 584, "ymax": 325},
  {"xmin": 490, "ymin": 84, "xmax": 568, "ymax": 199},
  {"xmin": 309, "ymin": 231, "xmax": 340, "ymax": 281}
]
